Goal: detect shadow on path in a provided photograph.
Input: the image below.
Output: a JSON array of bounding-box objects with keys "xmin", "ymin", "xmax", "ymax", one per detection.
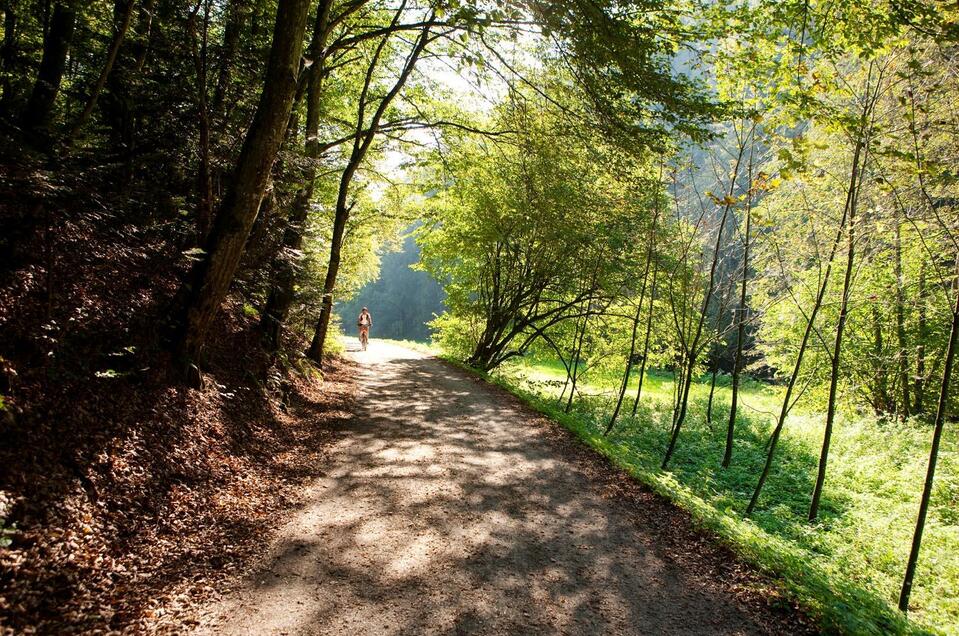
[{"xmin": 195, "ymin": 342, "xmax": 796, "ymax": 635}]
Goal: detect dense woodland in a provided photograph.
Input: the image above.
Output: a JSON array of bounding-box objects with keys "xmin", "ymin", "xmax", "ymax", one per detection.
[{"xmin": 1, "ymin": 0, "xmax": 958, "ymax": 631}]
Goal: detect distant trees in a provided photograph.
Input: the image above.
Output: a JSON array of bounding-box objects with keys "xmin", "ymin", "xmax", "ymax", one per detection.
[{"xmin": 337, "ymin": 232, "xmax": 445, "ymax": 342}]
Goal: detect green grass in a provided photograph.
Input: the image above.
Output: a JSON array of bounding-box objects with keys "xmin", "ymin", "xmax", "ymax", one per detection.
[{"xmin": 455, "ymin": 354, "xmax": 955, "ymax": 635}]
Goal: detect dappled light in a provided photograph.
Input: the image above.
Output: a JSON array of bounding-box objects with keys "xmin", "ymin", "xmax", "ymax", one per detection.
[
  {"xmin": 3, "ymin": 0, "xmax": 958, "ymax": 631},
  {"xmin": 196, "ymin": 343, "xmax": 806, "ymax": 635}
]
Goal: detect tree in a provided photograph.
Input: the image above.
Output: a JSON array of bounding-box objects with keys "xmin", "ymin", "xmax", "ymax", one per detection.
[
  {"xmin": 259, "ymin": 0, "xmax": 334, "ymax": 351},
  {"xmin": 20, "ymin": 1, "xmax": 76, "ymax": 137},
  {"xmin": 606, "ymin": 173, "xmax": 662, "ymax": 435},
  {"xmin": 176, "ymin": 0, "xmax": 312, "ymax": 367},
  {"xmin": 306, "ymin": 14, "xmax": 434, "ymax": 365},
  {"xmin": 661, "ymin": 121, "xmax": 752, "ymax": 469}
]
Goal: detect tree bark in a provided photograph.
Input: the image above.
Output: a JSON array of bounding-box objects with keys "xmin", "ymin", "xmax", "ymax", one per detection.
[
  {"xmin": 871, "ymin": 304, "xmax": 891, "ymax": 413},
  {"xmin": 894, "ymin": 211, "xmax": 912, "ymax": 417},
  {"xmin": 607, "ymin": 205, "xmax": 659, "ymax": 435},
  {"xmin": 899, "ymin": 281, "xmax": 959, "ymax": 611},
  {"xmin": 565, "ymin": 300, "xmax": 592, "ymax": 414},
  {"xmin": 632, "ymin": 253, "xmax": 659, "ymax": 417},
  {"xmin": 914, "ymin": 263, "xmax": 928, "ymax": 413},
  {"xmin": 662, "ymin": 195, "xmax": 735, "ymax": 469},
  {"xmin": 809, "ymin": 142, "xmax": 862, "ymax": 520},
  {"xmin": 185, "ymin": 0, "xmax": 213, "ymax": 243},
  {"xmin": 746, "ymin": 139, "xmax": 862, "ymax": 516},
  {"xmin": 261, "ymin": 0, "xmax": 333, "ymax": 351},
  {"xmin": 1, "ymin": 0, "xmax": 19, "ymax": 112},
  {"xmin": 723, "ymin": 192, "xmax": 752, "ymax": 467},
  {"xmin": 177, "ymin": 0, "xmax": 311, "ymax": 364},
  {"xmin": 211, "ymin": 0, "xmax": 246, "ymax": 121},
  {"xmin": 21, "ymin": 1, "xmax": 75, "ymax": 134},
  {"xmin": 705, "ymin": 279, "xmax": 733, "ymax": 426}
]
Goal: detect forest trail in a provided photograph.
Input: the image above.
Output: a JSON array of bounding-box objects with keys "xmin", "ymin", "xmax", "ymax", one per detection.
[{"xmin": 193, "ymin": 341, "xmax": 799, "ymax": 635}]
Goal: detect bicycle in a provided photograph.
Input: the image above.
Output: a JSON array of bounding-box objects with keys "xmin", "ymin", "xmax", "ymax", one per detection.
[{"xmin": 359, "ymin": 326, "xmax": 369, "ymax": 351}]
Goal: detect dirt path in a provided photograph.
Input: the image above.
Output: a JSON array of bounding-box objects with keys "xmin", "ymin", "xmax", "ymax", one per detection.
[{"xmin": 194, "ymin": 341, "xmax": 809, "ymax": 635}]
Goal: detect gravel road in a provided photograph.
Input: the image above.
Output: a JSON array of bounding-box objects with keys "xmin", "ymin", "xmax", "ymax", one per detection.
[{"xmin": 193, "ymin": 340, "xmax": 810, "ymax": 635}]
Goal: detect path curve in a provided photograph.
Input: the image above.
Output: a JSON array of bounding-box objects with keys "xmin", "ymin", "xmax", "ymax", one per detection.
[{"xmin": 194, "ymin": 341, "xmax": 801, "ymax": 635}]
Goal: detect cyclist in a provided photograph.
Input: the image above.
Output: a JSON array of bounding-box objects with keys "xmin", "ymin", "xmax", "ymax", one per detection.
[{"xmin": 357, "ymin": 307, "xmax": 372, "ymax": 351}]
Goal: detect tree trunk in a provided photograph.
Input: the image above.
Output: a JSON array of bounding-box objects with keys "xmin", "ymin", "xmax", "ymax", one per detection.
[
  {"xmin": 914, "ymin": 262, "xmax": 928, "ymax": 413},
  {"xmin": 131, "ymin": 0, "xmax": 154, "ymax": 72},
  {"xmin": 211, "ymin": 0, "xmax": 246, "ymax": 121},
  {"xmin": 565, "ymin": 301, "xmax": 592, "ymax": 414},
  {"xmin": 746, "ymin": 139, "xmax": 862, "ymax": 516},
  {"xmin": 872, "ymin": 304, "xmax": 890, "ymax": 413},
  {"xmin": 705, "ymin": 352, "xmax": 720, "ymax": 425},
  {"xmin": 662, "ymin": 199, "xmax": 734, "ymax": 469},
  {"xmin": 66, "ymin": 0, "xmax": 135, "ymax": 142},
  {"xmin": 723, "ymin": 194, "xmax": 752, "ymax": 467},
  {"xmin": 557, "ymin": 305, "xmax": 585, "ymax": 405},
  {"xmin": 809, "ymin": 146, "xmax": 862, "ymax": 521},
  {"xmin": 606, "ymin": 209, "xmax": 659, "ymax": 434},
  {"xmin": 261, "ymin": 0, "xmax": 333, "ymax": 351},
  {"xmin": 899, "ymin": 283, "xmax": 959, "ymax": 611},
  {"xmin": 177, "ymin": 0, "xmax": 311, "ymax": 365},
  {"xmin": 632, "ymin": 254, "xmax": 659, "ymax": 417},
  {"xmin": 186, "ymin": 0, "xmax": 214, "ymax": 244},
  {"xmin": 894, "ymin": 211, "xmax": 912, "ymax": 417},
  {"xmin": 1, "ymin": 0, "xmax": 19, "ymax": 112},
  {"xmin": 21, "ymin": 1, "xmax": 75, "ymax": 134}
]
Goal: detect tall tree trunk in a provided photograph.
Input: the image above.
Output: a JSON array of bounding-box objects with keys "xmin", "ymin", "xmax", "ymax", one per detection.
[
  {"xmin": 565, "ymin": 301, "xmax": 592, "ymax": 414},
  {"xmin": 662, "ymin": 136, "xmax": 750, "ymax": 468},
  {"xmin": 749, "ymin": 67, "xmax": 881, "ymax": 515},
  {"xmin": 261, "ymin": 0, "xmax": 333, "ymax": 351},
  {"xmin": 607, "ymin": 299, "xmax": 642, "ymax": 431},
  {"xmin": 211, "ymin": 0, "xmax": 246, "ymax": 121},
  {"xmin": 21, "ymin": 1, "xmax": 75, "ymax": 134},
  {"xmin": 632, "ymin": 254, "xmax": 659, "ymax": 417},
  {"xmin": 65, "ymin": 0, "xmax": 134, "ymax": 142},
  {"xmin": 662, "ymin": 198, "xmax": 735, "ymax": 469},
  {"xmin": 894, "ymin": 211, "xmax": 912, "ymax": 417},
  {"xmin": 872, "ymin": 304, "xmax": 890, "ymax": 413},
  {"xmin": 176, "ymin": 0, "xmax": 311, "ymax": 365},
  {"xmin": 746, "ymin": 139, "xmax": 862, "ymax": 516},
  {"xmin": 186, "ymin": 0, "xmax": 213, "ymax": 244},
  {"xmin": 705, "ymin": 280, "xmax": 732, "ymax": 426},
  {"xmin": 606, "ymin": 206, "xmax": 659, "ymax": 435},
  {"xmin": 558, "ymin": 302, "xmax": 586, "ymax": 405},
  {"xmin": 705, "ymin": 351, "xmax": 720, "ymax": 425},
  {"xmin": 899, "ymin": 281, "xmax": 959, "ymax": 611},
  {"xmin": 130, "ymin": 0, "xmax": 154, "ymax": 72},
  {"xmin": 1, "ymin": 0, "xmax": 19, "ymax": 112},
  {"xmin": 306, "ymin": 17, "xmax": 431, "ymax": 365},
  {"xmin": 809, "ymin": 143, "xmax": 863, "ymax": 521},
  {"xmin": 914, "ymin": 262, "xmax": 928, "ymax": 413},
  {"xmin": 723, "ymin": 192, "xmax": 753, "ymax": 467}
]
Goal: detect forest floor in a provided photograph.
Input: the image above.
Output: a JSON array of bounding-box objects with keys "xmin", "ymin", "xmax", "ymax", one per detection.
[{"xmin": 192, "ymin": 340, "xmax": 811, "ymax": 635}]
